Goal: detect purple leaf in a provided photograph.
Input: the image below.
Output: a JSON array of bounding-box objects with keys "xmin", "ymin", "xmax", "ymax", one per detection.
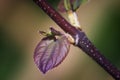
[{"xmin": 34, "ymin": 35, "xmax": 70, "ymax": 73}]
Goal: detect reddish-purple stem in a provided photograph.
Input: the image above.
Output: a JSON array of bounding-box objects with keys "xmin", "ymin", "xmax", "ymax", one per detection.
[{"xmin": 33, "ymin": 0, "xmax": 120, "ymax": 79}]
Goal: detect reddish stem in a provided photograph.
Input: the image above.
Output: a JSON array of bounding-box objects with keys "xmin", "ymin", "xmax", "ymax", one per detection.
[
  {"xmin": 33, "ymin": 0, "xmax": 120, "ymax": 79},
  {"xmin": 33, "ymin": 0, "xmax": 79, "ymax": 37}
]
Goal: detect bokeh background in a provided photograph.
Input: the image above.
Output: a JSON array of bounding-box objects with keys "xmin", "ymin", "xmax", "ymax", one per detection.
[{"xmin": 0, "ymin": 0, "xmax": 120, "ymax": 80}]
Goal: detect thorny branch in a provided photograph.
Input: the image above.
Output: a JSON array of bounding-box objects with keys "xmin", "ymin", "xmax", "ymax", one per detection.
[{"xmin": 33, "ymin": 0, "xmax": 120, "ymax": 79}]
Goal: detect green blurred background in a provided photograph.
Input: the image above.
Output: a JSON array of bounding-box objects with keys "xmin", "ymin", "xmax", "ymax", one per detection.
[{"xmin": 0, "ymin": 0, "xmax": 120, "ymax": 80}]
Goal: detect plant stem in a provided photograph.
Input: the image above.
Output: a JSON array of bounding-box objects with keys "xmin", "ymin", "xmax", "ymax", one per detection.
[{"xmin": 33, "ymin": 0, "xmax": 120, "ymax": 79}]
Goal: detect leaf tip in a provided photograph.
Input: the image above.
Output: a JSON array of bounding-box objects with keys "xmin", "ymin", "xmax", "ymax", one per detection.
[{"xmin": 40, "ymin": 68, "xmax": 47, "ymax": 74}]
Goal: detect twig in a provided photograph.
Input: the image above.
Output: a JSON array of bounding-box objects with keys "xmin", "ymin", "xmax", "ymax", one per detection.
[{"xmin": 33, "ymin": 0, "xmax": 120, "ymax": 79}]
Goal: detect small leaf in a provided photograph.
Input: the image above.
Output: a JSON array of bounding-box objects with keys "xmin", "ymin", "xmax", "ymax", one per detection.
[
  {"xmin": 64, "ymin": 0, "xmax": 72, "ymax": 11},
  {"xmin": 73, "ymin": 0, "xmax": 88, "ymax": 11},
  {"xmin": 34, "ymin": 35, "xmax": 70, "ymax": 73},
  {"xmin": 58, "ymin": 0, "xmax": 89, "ymax": 12},
  {"xmin": 73, "ymin": 0, "xmax": 81, "ymax": 11}
]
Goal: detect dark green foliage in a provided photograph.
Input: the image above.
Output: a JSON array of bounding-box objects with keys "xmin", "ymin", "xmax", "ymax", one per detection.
[
  {"xmin": 94, "ymin": 5, "xmax": 120, "ymax": 68},
  {"xmin": 0, "ymin": 27, "xmax": 24, "ymax": 80}
]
